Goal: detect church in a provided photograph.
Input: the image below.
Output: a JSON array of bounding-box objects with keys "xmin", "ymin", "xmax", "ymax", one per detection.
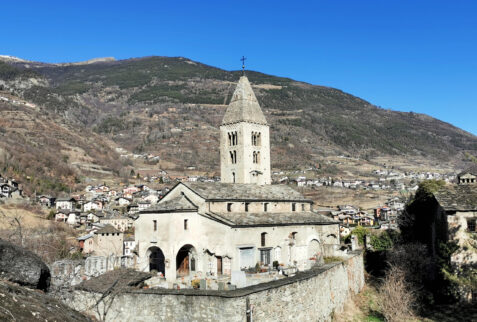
[{"xmin": 134, "ymin": 75, "xmax": 339, "ymax": 283}]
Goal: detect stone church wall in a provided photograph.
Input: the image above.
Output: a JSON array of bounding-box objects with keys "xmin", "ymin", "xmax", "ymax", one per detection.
[{"xmin": 61, "ymin": 251, "xmax": 364, "ymax": 322}]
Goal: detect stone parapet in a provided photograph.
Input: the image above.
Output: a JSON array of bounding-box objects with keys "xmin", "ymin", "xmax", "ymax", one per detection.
[{"xmin": 61, "ymin": 251, "xmax": 364, "ymax": 321}]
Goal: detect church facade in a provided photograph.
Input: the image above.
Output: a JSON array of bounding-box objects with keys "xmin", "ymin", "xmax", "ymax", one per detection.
[{"xmin": 134, "ymin": 76, "xmax": 339, "ymax": 284}]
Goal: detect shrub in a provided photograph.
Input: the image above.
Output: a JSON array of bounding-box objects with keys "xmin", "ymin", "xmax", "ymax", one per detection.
[
  {"xmin": 352, "ymin": 226, "xmax": 369, "ymax": 245},
  {"xmin": 191, "ymin": 279, "xmax": 200, "ymax": 289},
  {"xmin": 378, "ymin": 265, "xmax": 415, "ymax": 322}
]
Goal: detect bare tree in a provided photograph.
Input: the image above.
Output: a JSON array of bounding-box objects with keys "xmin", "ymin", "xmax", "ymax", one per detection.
[
  {"xmin": 378, "ymin": 265, "xmax": 416, "ymax": 322},
  {"xmin": 0, "ymin": 207, "xmax": 25, "ymax": 247}
]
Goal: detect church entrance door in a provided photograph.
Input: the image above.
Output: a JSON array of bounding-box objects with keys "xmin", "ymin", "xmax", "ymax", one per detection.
[{"xmin": 176, "ymin": 244, "xmax": 196, "ymax": 277}]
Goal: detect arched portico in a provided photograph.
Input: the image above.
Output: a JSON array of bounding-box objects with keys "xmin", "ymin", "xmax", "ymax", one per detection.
[
  {"xmin": 147, "ymin": 246, "xmax": 165, "ymax": 276},
  {"xmin": 308, "ymin": 239, "xmax": 322, "ymax": 258},
  {"xmin": 176, "ymin": 244, "xmax": 197, "ymax": 277}
]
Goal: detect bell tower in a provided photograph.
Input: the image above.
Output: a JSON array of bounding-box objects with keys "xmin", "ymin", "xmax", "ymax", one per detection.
[{"xmin": 220, "ymin": 75, "xmax": 271, "ymax": 185}]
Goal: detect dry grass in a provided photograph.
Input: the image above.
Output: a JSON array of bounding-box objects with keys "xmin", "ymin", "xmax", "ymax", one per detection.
[
  {"xmin": 0, "ymin": 204, "xmax": 79, "ymax": 263},
  {"xmin": 0, "ymin": 204, "xmax": 49, "ymax": 229}
]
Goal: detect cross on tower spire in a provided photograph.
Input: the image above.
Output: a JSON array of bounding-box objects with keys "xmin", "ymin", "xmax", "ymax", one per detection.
[{"xmin": 241, "ymin": 56, "xmax": 247, "ymax": 74}]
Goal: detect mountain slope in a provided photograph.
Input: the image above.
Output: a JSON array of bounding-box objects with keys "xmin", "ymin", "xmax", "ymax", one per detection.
[{"xmin": 1, "ymin": 56, "xmax": 476, "ymax": 178}]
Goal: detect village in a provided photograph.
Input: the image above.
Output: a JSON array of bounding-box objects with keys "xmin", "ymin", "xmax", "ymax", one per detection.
[
  {"xmin": 0, "ymin": 75, "xmax": 473, "ymax": 301},
  {"xmin": 0, "ymin": 168, "xmax": 424, "ymax": 267}
]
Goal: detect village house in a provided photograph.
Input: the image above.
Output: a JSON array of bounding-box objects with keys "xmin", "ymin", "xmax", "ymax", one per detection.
[
  {"xmin": 91, "ymin": 225, "xmax": 124, "ymax": 257},
  {"xmin": 0, "ymin": 181, "xmax": 22, "ymax": 199},
  {"xmin": 137, "ymin": 200, "xmax": 151, "ymax": 212},
  {"xmin": 433, "ymin": 182, "xmax": 477, "ymax": 302},
  {"xmin": 134, "ymin": 76, "xmax": 339, "ymax": 284},
  {"xmin": 55, "ymin": 209, "xmax": 69, "ymax": 222},
  {"xmin": 66, "ymin": 211, "xmax": 82, "ymax": 227},
  {"xmin": 457, "ymin": 165, "xmax": 477, "ymax": 185},
  {"xmin": 116, "ymin": 196, "xmax": 132, "ymax": 207},
  {"xmin": 55, "ymin": 198, "xmax": 76, "ymax": 211},
  {"xmin": 86, "ymin": 211, "xmax": 105, "ymax": 224},
  {"xmin": 38, "ymin": 195, "xmax": 55, "ymax": 207},
  {"xmin": 124, "ymin": 236, "xmax": 136, "ymax": 256},
  {"xmin": 83, "ymin": 200, "xmax": 103, "ymax": 212},
  {"xmin": 128, "ymin": 203, "xmax": 139, "ymax": 214},
  {"xmin": 100, "ymin": 213, "xmax": 132, "ymax": 232},
  {"xmin": 77, "ymin": 233, "xmax": 94, "ymax": 254}
]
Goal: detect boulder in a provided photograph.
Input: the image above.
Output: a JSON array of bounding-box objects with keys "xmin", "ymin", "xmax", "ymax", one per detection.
[
  {"xmin": 0, "ymin": 239, "xmax": 50, "ymax": 291},
  {"xmin": 0, "ymin": 280, "xmax": 91, "ymax": 321}
]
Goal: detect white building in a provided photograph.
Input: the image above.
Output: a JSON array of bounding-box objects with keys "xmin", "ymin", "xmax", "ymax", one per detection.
[{"xmin": 134, "ymin": 75, "xmax": 339, "ymax": 284}]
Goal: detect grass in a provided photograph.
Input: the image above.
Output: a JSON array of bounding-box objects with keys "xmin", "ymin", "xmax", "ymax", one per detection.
[{"xmin": 324, "ymin": 256, "xmax": 344, "ymax": 264}]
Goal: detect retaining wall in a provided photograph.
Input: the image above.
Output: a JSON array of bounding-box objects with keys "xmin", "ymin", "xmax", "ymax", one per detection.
[{"xmin": 62, "ymin": 251, "xmax": 364, "ymax": 322}]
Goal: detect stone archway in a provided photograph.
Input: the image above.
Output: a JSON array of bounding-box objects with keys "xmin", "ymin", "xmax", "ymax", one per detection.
[
  {"xmin": 176, "ymin": 244, "xmax": 196, "ymax": 277},
  {"xmin": 308, "ymin": 239, "xmax": 322, "ymax": 259},
  {"xmin": 148, "ymin": 246, "xmax": 165, "ymax": 276}
]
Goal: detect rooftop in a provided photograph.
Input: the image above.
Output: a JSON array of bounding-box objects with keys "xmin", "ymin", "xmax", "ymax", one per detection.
[
  {"xmin": 143, "ymin": 194, "xmax": 197, "ymax": 213},
  {"xmin": 182, "ymin": 182, "xmax": 310, "ymax": 202},
  {"xmin": 434, "ymin": 184, "xmax": 477, "ymax": 211},
  {"xmin": 221, "ymin": 76, "xmax": 267, "ymax": 126},
  {"xmin": 204, "ymin": 211, "xmax": 337, "ymax": 227},
  {"xmin": 458, "ymin": 164, "xmax": 477, "ymax": 176},
  {"xmin": 95, "ymin": 224, "xmax": 121, "ymax": 235}
]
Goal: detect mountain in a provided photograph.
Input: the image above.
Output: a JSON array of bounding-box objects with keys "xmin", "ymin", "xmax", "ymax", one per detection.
[{"xmin": 0, "ymin": 55, "xmax": 476, "ymax": 192}]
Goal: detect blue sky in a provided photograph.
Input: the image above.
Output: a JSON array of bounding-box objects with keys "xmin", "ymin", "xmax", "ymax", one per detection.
[{"xmin": 2, "ymin": 1, "xmax": 477, "ymax": 135}]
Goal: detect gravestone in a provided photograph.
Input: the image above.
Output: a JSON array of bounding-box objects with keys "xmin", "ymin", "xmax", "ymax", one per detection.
[{"xmin": 231, "ymin": 270, "xmax": 247, "ymax": 288}]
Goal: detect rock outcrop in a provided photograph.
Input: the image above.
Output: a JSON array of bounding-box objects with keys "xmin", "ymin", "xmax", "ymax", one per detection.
[
  {"xmin": 0, "ymin": 239, "xmax": 51, "ymax": 291},
  {"xmin": 0, "ymin": 280, "xmax": 92, "ymax": 321}
]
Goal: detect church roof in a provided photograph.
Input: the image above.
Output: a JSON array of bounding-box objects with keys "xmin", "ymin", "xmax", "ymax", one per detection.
[
  {"xmin": 182, "ymin": 182, "xmax": 311, "ymax": 202},
  {"xmin": 221, "ymin": 76, "xmax": 268, "ymax": 126},
  {"xmin": 143, "ymin": 194, "xmax": 198, "ymax": 213},
  {"xmin": 434, "ymin": 184, "xmax": 477, "ymax": 211},
  {"xmin": 203, "ymin": 211, "xmax": 336, "ymax": 227},
  {"xmin": 95, "ymin": 224, "xmax": 121, "ymax": 234}
]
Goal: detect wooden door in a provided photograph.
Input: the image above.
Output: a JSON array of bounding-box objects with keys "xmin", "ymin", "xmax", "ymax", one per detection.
[{"xmin": 217, "ymin": 256, "xmax": 223, "ymax": 275}]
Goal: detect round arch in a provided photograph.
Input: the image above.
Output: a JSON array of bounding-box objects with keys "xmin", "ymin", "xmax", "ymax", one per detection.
[
  {"xmin": 307, "ymin": 239, "xmax": 322, "ymax": 258},
  {"xmin": 147, "ymin": 246, "xmax": 165, "ymax": 275},
  {"xmin": 176, "ymin": 244, "xmax": 197, "ymax": 277}
]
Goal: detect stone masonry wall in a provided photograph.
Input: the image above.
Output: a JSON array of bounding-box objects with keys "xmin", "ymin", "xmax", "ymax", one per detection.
[{"xmin": 62, "ymin": 251, "xmax": 364, "ymax": 322}]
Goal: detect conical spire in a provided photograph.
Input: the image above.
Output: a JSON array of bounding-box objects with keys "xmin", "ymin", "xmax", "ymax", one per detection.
[{"xmin": 221, "ymin": 76, "xmax": 268, "ymax": 126}]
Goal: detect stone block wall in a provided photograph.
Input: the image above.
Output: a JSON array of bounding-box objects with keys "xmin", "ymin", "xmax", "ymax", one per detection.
[{"xmin": 62, "ymin": 251, "xmax": 364, "ymax": 322}]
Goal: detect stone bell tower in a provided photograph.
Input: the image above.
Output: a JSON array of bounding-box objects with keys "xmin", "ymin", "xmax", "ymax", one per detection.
[{"xmin": 220, "ymin": 75, "xmax": 271, "ymax": 185}]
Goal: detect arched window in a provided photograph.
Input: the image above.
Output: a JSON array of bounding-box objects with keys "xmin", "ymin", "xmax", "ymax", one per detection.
[
  {"xmin": 253, "ymin": 151, "xmax": 260, "ymax": 164},
  {"xmin": 261, "ymin": 232, "xmax": 267, "ymax": 247},
  {"xmin": 264, "ymin": 203, "xmax": 269, "ymax": 212},
  {"xmin": 228, "ymin": 131, "xmax": 238, "ymax": 146},
  {"xmin": 292, "ymin": 203, "xmax": 296, "ymax": 211},
  {"xmin": 233, "ymin": 150, "xmax": 237, "ymax": 164},
  {"xmin": 230, "ymin": 151, "xmax": 234, "ymax": 164},
  {"xmin": 232, "ymin": 172, "xmax": 236, "ymax": 183}
]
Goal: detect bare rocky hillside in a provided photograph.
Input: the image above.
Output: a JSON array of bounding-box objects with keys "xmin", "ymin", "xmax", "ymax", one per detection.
[{"xmin": 1, "ymin": 56, "xmax": 476, "ymax": 193}]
